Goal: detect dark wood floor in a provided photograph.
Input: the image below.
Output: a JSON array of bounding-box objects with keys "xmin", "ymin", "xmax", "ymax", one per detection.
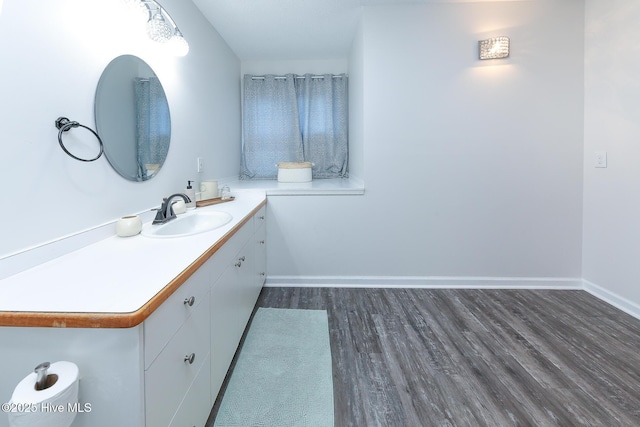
[{"xmin": 209, "ymin": 288, "xmax": 640, "ymax": 426}]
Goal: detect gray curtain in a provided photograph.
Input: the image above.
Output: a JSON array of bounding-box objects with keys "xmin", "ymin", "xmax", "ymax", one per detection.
[
  {"xmin": 295, "ymin": 74, "xmax": 348, "ymax": 178},
  {"xmin": 240, "ymin": 73, "xmax": 348, "ymax": 180},
  {"xmin": 134, "ymin": 77, "xmax": 170, "ymax": 181}
]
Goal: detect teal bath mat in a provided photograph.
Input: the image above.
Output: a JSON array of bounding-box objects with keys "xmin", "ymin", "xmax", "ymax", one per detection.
[{"xmin": 214, "ymin": 308, "xmax": 334, "ymax": 427}]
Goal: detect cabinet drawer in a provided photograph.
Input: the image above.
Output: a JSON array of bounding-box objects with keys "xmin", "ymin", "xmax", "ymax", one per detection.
[
  {"xmin": 145, "ymin": 262, "xmax": 211, "ymax": 368},
  {"xmin": 145, "ymin": 297, "xmax": 210, "ymax": 427},
  {"xmin": 254, "ymin": 205, "xmax": 266, "ymax": 233},
  {"xmin": 169, "ymin": 353, "xmax": 211, "ymax": 427},
  {"xmin": 209, "ymin": 215, "xmax": 253, "ymax": 285}
]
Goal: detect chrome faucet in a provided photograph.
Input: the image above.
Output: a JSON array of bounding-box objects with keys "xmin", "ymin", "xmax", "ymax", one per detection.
[{"xmin": 153, "ymin": 193, "xmax": 192, "ymax": 224}]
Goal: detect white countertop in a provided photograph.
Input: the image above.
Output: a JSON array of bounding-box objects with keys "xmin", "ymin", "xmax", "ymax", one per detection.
[{"xmin": 0, "ymin": 191, "xmax": 266, "ymax": 315}]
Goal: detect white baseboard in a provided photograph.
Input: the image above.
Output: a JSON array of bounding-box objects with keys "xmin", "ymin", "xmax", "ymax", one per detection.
[
  {"xmin": 265, "ymin": 275, "xmax": 640, "ymax": 321},
  {"xmin": 582, "ymin": 279, "xmax": 640, "ymax": 320},
  {"xmin": 265, "ymin": 275, "xmax": 583, "ymax": 289}
]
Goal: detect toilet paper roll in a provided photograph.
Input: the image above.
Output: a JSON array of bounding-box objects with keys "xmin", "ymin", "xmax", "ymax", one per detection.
[{"xmin": 7, "ymin": 361, "xmax": 79, "ymax": 427}]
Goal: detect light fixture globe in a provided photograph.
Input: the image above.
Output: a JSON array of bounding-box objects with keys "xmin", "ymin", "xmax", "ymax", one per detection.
[
  {"xmin": 146, "ymin": 12, "xmax": 172, "ymax": 43},
  {"xmin": 122, "ymin": 0, "xmax": 142, "ymax": 9},
  {"xmin": 126, "ymin": 0, "xmax": 149, "ymax": 21},
  {"xmin": 170, "ymin": 31, "xmax": 190, "ymax": 56},
  {"xmin": 124, "ymin": 0, "xmax": 189, "ymax": 55}
]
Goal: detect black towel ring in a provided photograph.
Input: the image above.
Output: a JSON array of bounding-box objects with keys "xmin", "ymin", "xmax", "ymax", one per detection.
[{"xmin": 55, "ymin": 117, "xmax": 104, "ymax": 162}]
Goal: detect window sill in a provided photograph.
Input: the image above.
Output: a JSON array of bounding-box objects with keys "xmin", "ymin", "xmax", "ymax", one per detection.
[{"xmin": 227, "ymin": 177, "xmax": 365, "ymax": 196}]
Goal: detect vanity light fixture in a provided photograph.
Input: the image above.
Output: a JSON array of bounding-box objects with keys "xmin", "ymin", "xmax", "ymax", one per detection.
[
  {"xmin": 123, "ymin": 0, "xmax": 189, "ymax": 56},
  {"xmin": 479, "ymin": 36, "xmax": 510, "ymax": 60}
]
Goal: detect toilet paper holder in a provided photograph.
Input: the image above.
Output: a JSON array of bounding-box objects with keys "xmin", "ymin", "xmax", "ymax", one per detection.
[
  {"xmin": 8, "ymin": 360, "xmax": 80, "ymax": 427},
  {"xmin": 34, "ymin": 362, "xmax": 57, "ymax": 391}
]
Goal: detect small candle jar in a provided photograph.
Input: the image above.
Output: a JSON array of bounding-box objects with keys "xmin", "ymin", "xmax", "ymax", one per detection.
[
  {"xmin": 220, "ymin": 185, "xmax": 231, "ymax": 200},
  {"xmin": 172, "ymin": 200, "xmax": 187, "ymax": 215},
  {"xmin": 116, "ymin": 215, "xmax": 142, "ymax": 237}
]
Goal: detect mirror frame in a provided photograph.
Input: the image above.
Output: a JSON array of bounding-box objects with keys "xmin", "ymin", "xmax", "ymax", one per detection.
[{"xmin": 95, "ymin": 55, "xmax": 171, "ymax": 181}]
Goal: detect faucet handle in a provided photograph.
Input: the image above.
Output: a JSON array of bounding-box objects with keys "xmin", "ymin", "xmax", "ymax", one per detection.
[
  {"xmin": 152, "ymin": 208, "xmax": 165, "ymax": 223},
  {"xmin": 166, "ymin": 203, "xmax": 176, "ymax": 219}
]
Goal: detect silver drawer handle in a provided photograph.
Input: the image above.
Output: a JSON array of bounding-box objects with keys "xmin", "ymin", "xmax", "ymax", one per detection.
[
  {"xmin": 235, "ymin": 260, "xmax": 242, "ymax": 267},
  {"xmin": 259, "ymin": 215, "xmax": 265, "ymax": 220},
  {"xmin": 260, "ymin": 272, "xmax": 266, "ymax": 277},
  {"xmin": 259, "ymin": 240, "xmax": 265, "ymax": 245},
  {"xmin": 184, "ymin": 353, "xmax": 195, "ymax": 364},
  {"xmin": 239, "ymin": 256, "xmax": 246, "ymax": 262},
  {"xmin": 183, "ymin": 296, "xmax": 195, "ymax": 307}
]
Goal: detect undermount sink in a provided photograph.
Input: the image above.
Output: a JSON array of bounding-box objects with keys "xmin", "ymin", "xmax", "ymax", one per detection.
[{"xmin": 141, "ymin": 210, "xmax": 233, "ymax": 238}]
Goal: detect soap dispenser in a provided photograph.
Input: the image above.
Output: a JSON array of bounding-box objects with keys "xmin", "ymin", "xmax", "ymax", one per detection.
[{"xmin": 185, "ymin": 180, "xmax": 196, "ymax": 209}]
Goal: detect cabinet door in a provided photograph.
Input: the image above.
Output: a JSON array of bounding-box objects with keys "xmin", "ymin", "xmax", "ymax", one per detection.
[
  {"xmin": 209, "ymin": 209, "xmax": 267, "ymax": 403},
  {"xmin": 210, "ymin": 240, "xmax": 253, "ymax": 402},
  {"xmin": 145, "ymin": 297, "xmax": 210, "ymax": 427},
  {"xmin": 168, "ymin": 353, "xmax": 211, "ymax": 427},
  {"xmin": 255, "ymin": 221, "xmax": 267, "ymax": 290}
]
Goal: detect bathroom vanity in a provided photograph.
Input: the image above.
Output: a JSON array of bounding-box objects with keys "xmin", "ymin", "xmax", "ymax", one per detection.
[{"xmin": 0, "ymin": 191, "xmax": 267, "ymax": 427}]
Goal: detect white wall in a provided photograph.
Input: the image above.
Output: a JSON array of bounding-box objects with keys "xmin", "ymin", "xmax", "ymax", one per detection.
[
  {"xmin": 267, "ymin": 1, "xmax": 585, "ymax": 284},
  {"xmin": 241, "ymin": 59, "xmax": 348, "ymax": 77},
  {"xmin": 583, "ymin": 0, "xmax": 640, "ymax": 310},
  {"xmin": 348, "ymin": 20, "xmax": 365, "ymax": 181},
  {"xmin": 0, "ymin": 0, "xmax": 240, "ymax": 257}
]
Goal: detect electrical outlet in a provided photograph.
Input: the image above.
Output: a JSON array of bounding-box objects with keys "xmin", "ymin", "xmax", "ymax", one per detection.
[
  {"xmin": 197, "ymin": 157, "xmax": 204, "ymax": 172},
  {"xmin": 594, "ymin": 151, "xmax": 607, "ymax": 168}
]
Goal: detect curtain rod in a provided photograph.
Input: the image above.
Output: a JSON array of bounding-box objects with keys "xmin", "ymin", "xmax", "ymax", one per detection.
[{"xmin": 251, "ymin": 75, "xmax": 346, "ymax": 80}]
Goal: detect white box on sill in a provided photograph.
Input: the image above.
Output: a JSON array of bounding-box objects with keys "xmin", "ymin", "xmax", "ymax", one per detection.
[{"xmin": 276, "ymin": 162, "xmax": 313, "ymax": 183}]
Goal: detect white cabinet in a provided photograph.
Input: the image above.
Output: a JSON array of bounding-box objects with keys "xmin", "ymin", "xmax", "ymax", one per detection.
[
  {"xmin": 0, "ymin": 202, "xmax": 266, "ymax": 427},
  {"xmin": 168, "ymin": 354, "xmax": 212, "ymax": 427},
  {"xmin": 145, "ymin": 296, "xmax": 210, "ymax": 427},
  {"xmin": 0, "ymin": 326, "xmax": 146, "ymax": 427},
  {"xmin": 210, "ymin": 245, "xmax": 247, "ymax": 399},
  {"xmin": 144, "ymin": 261, "xmax": 212, "ymax": 369},
  {"xmin": 146, "ymin": 205, "xmax": 267, "ymax": 424},
  {"xmin": 255, "ymin": 206, "xmax": 267, "ymax": 290},
  {"xmin": 210, "ymin": 205, "xmax": 266, "ymax": 403}
]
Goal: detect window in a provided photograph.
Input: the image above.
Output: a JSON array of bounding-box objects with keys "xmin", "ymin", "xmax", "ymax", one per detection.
[{"xmin": 240, "ymin": 74, "xmax": 348, "ymax": 180}]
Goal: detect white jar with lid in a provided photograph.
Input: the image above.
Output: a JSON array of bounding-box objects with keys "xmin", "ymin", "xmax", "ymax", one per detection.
[
  {"xmin": 116, "ymin": 215, "xmax": 142, "ymax": 237},
  {"xmin": 276, "ymin": 162, "xmax": 313, "ymax": 182}
]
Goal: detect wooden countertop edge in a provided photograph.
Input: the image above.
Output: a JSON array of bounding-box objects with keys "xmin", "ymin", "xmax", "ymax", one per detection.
[{"xmin": 0, "ymin": 200, "xmax": 266, "ymax": 329}]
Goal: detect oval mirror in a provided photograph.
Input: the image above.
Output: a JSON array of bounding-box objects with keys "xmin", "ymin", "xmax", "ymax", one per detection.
[{"xmin": 95, "ymin": 55, "xmax": 170, "ymax": 181}]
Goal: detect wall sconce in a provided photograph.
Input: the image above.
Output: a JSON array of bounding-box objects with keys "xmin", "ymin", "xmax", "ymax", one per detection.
[
  {"xmin": 479, "ymin": 37, "xmax": 510, "ymax": 60},
  {"xmin": 123, "ymin": 0, "xmax": 189, "ymax": 56}
]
